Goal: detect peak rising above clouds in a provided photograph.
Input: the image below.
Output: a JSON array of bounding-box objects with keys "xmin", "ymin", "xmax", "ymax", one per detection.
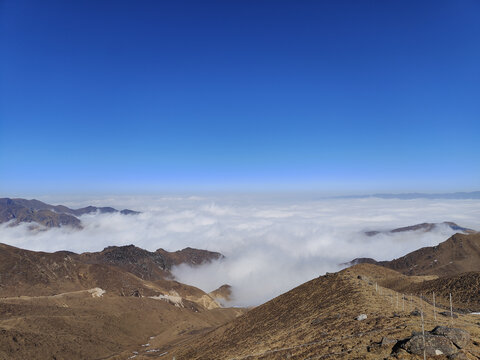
[
  {"xmin": 0, "ymin": 197, "xmax": 139, "ymax": 229},
  {"xmin": 1, "ymin": 195, "xmax": 479, "ymax": 306}
]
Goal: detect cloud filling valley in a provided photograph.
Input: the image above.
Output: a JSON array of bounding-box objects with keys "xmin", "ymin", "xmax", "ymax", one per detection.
[{"xmin": 1, "ymin": 195, "xmax": 480, "ymax": 306}]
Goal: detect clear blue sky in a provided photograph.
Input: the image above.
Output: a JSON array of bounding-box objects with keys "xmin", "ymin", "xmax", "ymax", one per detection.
[{"xmin": 1, "ymin": 1, "xmax": 479, "ymax": 195}]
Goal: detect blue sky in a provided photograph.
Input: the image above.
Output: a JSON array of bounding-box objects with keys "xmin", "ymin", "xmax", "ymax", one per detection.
[{"xmin": 1, "ymin": 0, "xmax": 479, "ymax": 195}]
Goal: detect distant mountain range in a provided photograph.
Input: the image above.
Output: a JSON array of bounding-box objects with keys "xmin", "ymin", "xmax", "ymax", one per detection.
[
  {"xmin": 364, "ymin": 221, "xmax": 476, "ymax": 237},
  {"xmin": 337, "ymin": 191, "xmax": 480, "ymax": 200},
  {"xmin": 0, "ymin": 198, "xmax": 139, "ymax": 229}
]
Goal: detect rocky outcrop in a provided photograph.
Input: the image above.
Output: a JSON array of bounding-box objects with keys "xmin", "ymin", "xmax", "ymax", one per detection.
[
  {"xmin": 156, "ymin": 247, "xmax": 223, "ymax": 269},
  {"xmin": 79, "ymin": 245, "xmax": 224, "ymax": 281},
  {"xmin": 431, "ymin": 326, "xmax": 470, "ymax": 349},
  {"xmin": 395, "ymin": 327, "xmax": 470, "ymax": 357},
  {"xmin": 80, "ymin": 245, "xmax": 168, "ymax": 280}
]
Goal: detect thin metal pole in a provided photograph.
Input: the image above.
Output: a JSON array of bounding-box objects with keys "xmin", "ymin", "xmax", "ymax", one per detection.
[
  {"xmin": 421, "ymin": 307, "xmax": 426, "ymax": 360},
  {"xmin": 421, "ymin": 294, "xmax": 426, "ymax": 360},
  {"xmin": 433, "ymin": 292, "xmax": 436, "ymax": 321},
  {"xmin": 402, "ymin": 293, "xmax": 405, "ymax": 311},
  {"xmin": 450, "ymin": 293, "xmax": 453, "ymax": 325}
]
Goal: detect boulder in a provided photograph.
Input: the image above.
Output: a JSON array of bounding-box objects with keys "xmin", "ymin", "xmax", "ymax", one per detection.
[
  {"xmin": 400, "ymin": 333, "xmax": 457, "ymax": 356},
  {"xmin": 431, "ymin": 326, "xmax": 470, "ymax": 349},
  {"xmin": 367, "ymin": 337, "xmax": 396, "ymax": 352},
  {"xmin": 410, "ymin": 308, "xmax": 421, "ymax": 316},
  {"xmin": 380, "ymin": 337, "xmax": 397, "ymax": 346},
  {"xmin": 448, "ymin": 351, "xmax": 468, "ymax": 359},
  {"xmin": 439, "ymin": 311, "xmax": 458, "ymax": 318}
]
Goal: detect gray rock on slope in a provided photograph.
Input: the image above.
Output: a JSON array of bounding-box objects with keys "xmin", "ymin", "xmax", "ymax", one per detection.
[
  {"xmin": 431, "ymin": 326, "xmax": 470, "ymax": 349},
  {"xmin": 397, "ymin": 327, "xmax": 470, "ymax": 357},
  {"xmin": 400, "ymin": 333, "xmax": 457, "ymax": 356}
]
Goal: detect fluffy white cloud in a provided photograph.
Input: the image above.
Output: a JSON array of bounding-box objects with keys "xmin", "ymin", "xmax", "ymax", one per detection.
[{"xmin": 1, "ymin": 195, "xmax": 480, "ymax": 306}]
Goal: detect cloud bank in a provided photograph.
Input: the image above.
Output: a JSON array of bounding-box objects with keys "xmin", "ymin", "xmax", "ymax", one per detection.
[{"xmin": 1, "ymin": 195, "xmax": 480, "ymax": 306}]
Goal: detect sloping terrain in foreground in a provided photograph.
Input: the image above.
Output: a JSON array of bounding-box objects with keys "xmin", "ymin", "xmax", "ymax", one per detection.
[{"xmin": 142, "ymin": 264, "xmax": 480, "ymax": 360}]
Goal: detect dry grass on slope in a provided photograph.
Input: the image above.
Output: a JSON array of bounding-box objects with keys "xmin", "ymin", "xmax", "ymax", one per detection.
[
  {"xmin": 155, "ymin": 264, "xmax": 480, "ymax": 360},
  {"xmin": 0, "ymin": 291, "xmax": 243, "ymax": 360}
]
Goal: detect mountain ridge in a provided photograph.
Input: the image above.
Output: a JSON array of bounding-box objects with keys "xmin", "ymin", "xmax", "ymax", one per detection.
[
  {"xmin": 364, "ymin": 221, "xmax": 476, "ymax": 237},
  {"xmin": 344, "ymin": 232, "xmax": 480, "ymax": 278},
  {"xmin": 0, "ymin": 197, "xmax": 139, "ymax": 229}
]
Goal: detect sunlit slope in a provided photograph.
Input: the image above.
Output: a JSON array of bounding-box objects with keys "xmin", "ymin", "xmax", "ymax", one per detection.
[
  {"xmin": 162, "ymin": 264, "xmax": 480, "ymax": 360},
  {"xmin": 378, "ymin": 233, "xmax": 480, "ymax": 277}
]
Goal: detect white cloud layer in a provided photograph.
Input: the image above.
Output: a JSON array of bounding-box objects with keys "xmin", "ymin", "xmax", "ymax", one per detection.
[{"xmin": 1, "ymin": 195, "xmax": 480, "ymax": 306}]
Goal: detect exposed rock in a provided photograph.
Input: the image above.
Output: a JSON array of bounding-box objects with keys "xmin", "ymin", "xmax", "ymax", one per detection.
[
  {"xmin": 356, "ymin": 314, "xmax": 367, "ymax": 321},
  {"xmin": 396, "ymin": 327, "xmax": 471, "ymax": 357},
  {"xmin": 410, "ymin": 308, "xmax": 421, "ymax": 316},
  {"xmin": 380, "ymin": 337, "xmax": 397, "ymax": 346},
  {"xmin": 156, "ymin": 247, "xmax": 223, "ymax": 268},
  {"xmin": 431, "ymin": 326, "xmax": 470, "ymax": 348},
  {"xmin": 399, "ymin": 333, "xmax": 457, "ymax": 356},
  {"xmin": 440, "ymin": 311, "xmax": 459, "ymax": 318},
  {"xmin": 80, "ymin": 245, "xmax": 224, "ymax": 281},
  {"xmin": 448, "ymin": 351, "xmax": 469, "ymax": 359}
]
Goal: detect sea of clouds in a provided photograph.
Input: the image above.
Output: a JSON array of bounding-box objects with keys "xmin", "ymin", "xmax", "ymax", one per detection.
[{"xmin": 1, "ymin": 195, "xmax": 480, "ymax": 306}]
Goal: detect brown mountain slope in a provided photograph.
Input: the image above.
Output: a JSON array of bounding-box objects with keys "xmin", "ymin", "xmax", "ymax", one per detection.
[
  {"xmin": 156, "ymin": 246, "xmax": 224, "ymax": 268},
  {"xmin": 0, "ymin": 243, "xmax": 222, "ymax": 301},
  {"xmin": 79, "ymin": 244, "xmax": 223, "ymax": 281},
  {"xmin": 346, "ymin": 264, "xmax": 480, "ymax": 312},
  {"xmin": 379, "ymin": 233, "xmax": 480, "ymax": 277},
  {"xmin": 151, "ymin": 264, "xmax": 480, "ymax": 360},
  {"xmin": 209, "ymin": 284, "xmax": 232, "ymax": 304},
  {"xmin": 0, "ymin": 291, "xmax": 243, "ymax": 360},
  {"xmin": 344, "ymin": 233, "xmax": 480, "ymax": 277},
  {"xmin": 0, "ymin": 243, "xmax": 244, "ymax": 360},
  {"xmin": 392, "ymin": 272, "xmax": 480, "ymax": 313}
]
